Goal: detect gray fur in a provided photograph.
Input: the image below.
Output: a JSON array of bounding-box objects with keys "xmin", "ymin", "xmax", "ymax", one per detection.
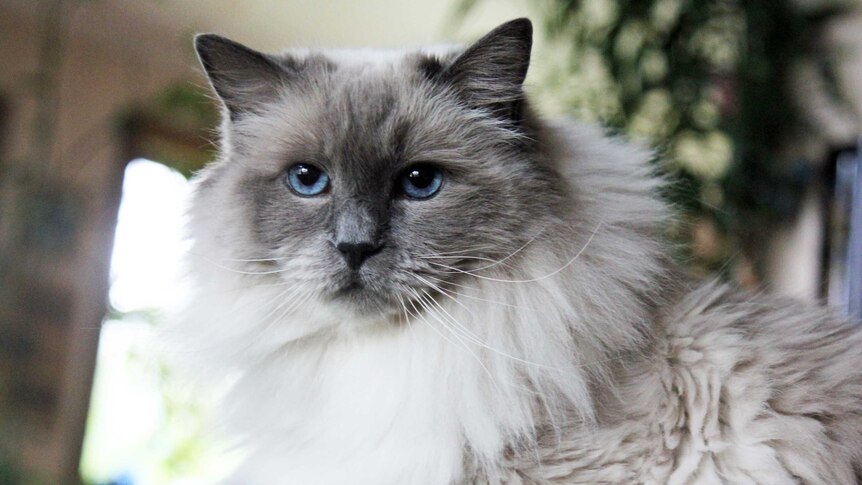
[
  {"xmin": 488, "ymin": 282, "xmax": 862, "ymax": 483},
  {"xmin": 180, "ymin": 18, "xmax": 862, "ymax": 484},
  {"xmin": 193, "ymin": 19, "xmax": 557, "ymax": 315}
]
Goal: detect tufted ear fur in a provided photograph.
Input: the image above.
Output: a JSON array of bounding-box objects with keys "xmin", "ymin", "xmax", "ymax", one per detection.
[
  {"xmin": 444, "ymin": 18, "xmax": 533, "ymax": 121},
  {"xmin": 194, "ymin": 34, "xmax": 291, "ymax": 120}
]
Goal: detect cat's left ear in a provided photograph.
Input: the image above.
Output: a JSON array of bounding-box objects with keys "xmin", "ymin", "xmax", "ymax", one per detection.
[
  {"xmin": 194, "ymin": 34, "xmax": 291, "ymax": 120},
  {"xmin": 444, "ymin": 18, "xmax": 533, "ymax": 120}
]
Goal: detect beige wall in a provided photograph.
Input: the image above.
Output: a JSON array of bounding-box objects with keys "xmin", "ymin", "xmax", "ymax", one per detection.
[{"xmin": 140, "ymin": 0, "xmax": 528, "ymax": 50}]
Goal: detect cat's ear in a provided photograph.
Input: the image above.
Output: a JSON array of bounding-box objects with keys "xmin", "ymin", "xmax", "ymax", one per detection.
[
  {"xmin": 444, "ymin": 18, "xmax": 533, "ymax": 119},
  {"xmin": 194, "ymin": 34, "xmax": 290, "ymax": 120}
]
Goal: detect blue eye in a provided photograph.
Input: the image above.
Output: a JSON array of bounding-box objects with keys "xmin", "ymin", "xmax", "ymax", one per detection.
[
  {"xmin": 286, "ymin": 163, "xmax": 329, "ymax": 196},
  {"xmin": 400, "ymin": 164, "xmax": 443, "ymax": 199}
]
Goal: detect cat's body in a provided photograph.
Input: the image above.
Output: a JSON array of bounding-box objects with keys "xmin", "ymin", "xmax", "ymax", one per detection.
[
  {"xmin": 180, "ymin": 19, "xmax": 862, "ymax": 484},
  {"xmin": 496, "ymin": 281, "xmax": 862, "ymax": 484}
]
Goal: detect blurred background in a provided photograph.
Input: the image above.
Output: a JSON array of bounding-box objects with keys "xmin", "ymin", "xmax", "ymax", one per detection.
[{"xmin": 1, "ymin": 0, "xmax": 861, "ymax": 483}]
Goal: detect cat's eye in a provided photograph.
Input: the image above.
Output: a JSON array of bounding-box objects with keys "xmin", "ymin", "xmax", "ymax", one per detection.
[
  {"xmin": 399, "ymin": 164, "xmax": 443, "ymax": 199},
  {"xmin": 285, "ymin": 163, "xmax": 330, "ymax": 196}
]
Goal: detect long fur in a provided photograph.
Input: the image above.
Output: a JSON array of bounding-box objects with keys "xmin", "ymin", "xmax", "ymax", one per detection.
[{"xmin": 174, "ymin": 21, "xmax": 862, "ymax": 484}]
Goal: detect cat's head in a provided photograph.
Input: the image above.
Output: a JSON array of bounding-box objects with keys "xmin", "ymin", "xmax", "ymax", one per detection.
[{"xmin": 191, "ymin": 19, "xmax": 568, "ymax": 322}]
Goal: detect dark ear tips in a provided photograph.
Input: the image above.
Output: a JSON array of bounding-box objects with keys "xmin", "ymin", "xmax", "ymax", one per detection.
[
  {"xmin": 194, "ymin": 34, "xmax": 233, "ymax": 62},
  {"xmin": 468, "ymin": 17, "xmax": 533, "ymax": 83},
  {"xmin": 496, "ymin": 17, "xmax": 533, "ymax": 42},
  {"xmin": 193, "ymin": 33, "xmax": 225, "ymax": 73},
  {"xmin": 192, "ymin": 33, "xmax": 286, "ymax": 120},
  {"xmin": 193, "ymin": 33, "xmax": 266, "ymax": 75},
  {"xmin": 193, "ymin": 33, "xmax": 219, "ymax": 52},
  {"xmin": 440, "ymin": 18, "xmax": 535, "ymax": 121}
]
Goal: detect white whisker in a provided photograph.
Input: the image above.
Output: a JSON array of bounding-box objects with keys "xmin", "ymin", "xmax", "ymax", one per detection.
[
  {"xmin": 461, "ymin": 225, "xmax": 547, "ymax": 273},
  {"xmin": 410, "ymin": 289, "xmax": 503, "ymax": 394},
  {"xmin": 421, "ymin": 274, "xmax": 552, "ymax": 314},
  {"xmin": 414, "ymin": 278, "xmax": 566, "ymax": 372},
  {"xmin": 199, "ymin": 254, "xmax": 292, "ymax": 275},
  {"xmin": 414, "ymin": 244, "xmax": 500, "ymax": 257},
  {"xmin": 426, "ymin": 219, "xmax": 603, "ymax": 284},
  {"xmin": 418, "ymin": 254, "xmax": 500, "ymax": 263}
]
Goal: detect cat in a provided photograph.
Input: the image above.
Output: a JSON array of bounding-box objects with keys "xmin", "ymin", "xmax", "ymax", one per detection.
[{"xmin": 178, "ymin": 18, "xmax": 862, "ymax": 484}]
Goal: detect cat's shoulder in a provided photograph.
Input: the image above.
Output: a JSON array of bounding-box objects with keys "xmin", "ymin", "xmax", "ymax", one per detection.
[
  {"xmin": 662, "ymin": 280, "xmax": 862, "ymax": 410},
  {"xmin": 658, "ymin": 280, "xmax": 862, "ymax": 483},
  {"xmin": 663, "ymin": 280, "xmax": 862, "ymax": 370}
]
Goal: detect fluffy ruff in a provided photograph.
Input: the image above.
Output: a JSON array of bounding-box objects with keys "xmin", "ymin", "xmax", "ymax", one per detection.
[{"xmin": 178, "ymin": 121, "xmax": 862, "ymax": 484}]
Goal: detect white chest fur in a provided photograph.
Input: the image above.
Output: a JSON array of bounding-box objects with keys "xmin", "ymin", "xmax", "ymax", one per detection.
[{"xmin": 223, "ymin": 323, "xmax": 511, "ymax": 485}]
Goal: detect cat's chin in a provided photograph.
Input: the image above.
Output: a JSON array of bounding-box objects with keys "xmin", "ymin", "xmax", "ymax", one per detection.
[{"xmin": 325, "ymin": 281, "xmax": 403, "ymax": 322}]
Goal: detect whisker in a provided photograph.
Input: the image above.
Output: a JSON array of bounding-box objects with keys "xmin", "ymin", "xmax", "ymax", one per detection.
[
  {"xmin": 188, "ymin": 250, "xmax": 292, "ymax": 264},
  {"xmin": 425, "ymin": 219, "xmax": 603, "ymax": 284},
  {"xmin": 225, "ymin": 284, "xmax": 304, "ymax": 357},
  {"xmin": 415, "ymin": 290, "xmax": 484, "ymax": 345},
  {"xmin": 198, "ymin": 255, "xmax": 292, "ymax": 276},
  {"xmin": 216, "ymin": 256, "xmax": 289, "ymax": 263},
  {"xmin": 410, "ymin": 289, "xmax": 503, "ymax": 394},
  {"xmin": 413, "ymin": 273, "xmax": 628, "ymax": 372},
  {"xmin": 420, "ymin": 274, "xmax": 552, "ymax": 315},
  {"xmin": 396, "ymin": 293, "xmax": 416, "ymax": 338},
  {"xmin": 414, "ymin": 224, "xmax": 547, "ymax": 272},
  {"xmin": 413, "ymin": 281, "xmax": 565, "ymax": 371},
  {"xmin": 250, "ymin": 285, "xmax": 306, "ymax": 335},
  {"xmin": 406, "ymin": 291, "xmax": 464, "ymax": 351},
  {"xmin": 413, "ymin": 244, "xmax": 500, "ymax": 257},
  {"xmin": 417, "ymin": 254, "xmax": 500, "ymax": 263},
  {"xmin": 413, "ymin": 291, "xmax": 547, "ymax": 396},
  {"xmin": 460, "ymin": 226, "xmax": 547, "ymax": 273}
]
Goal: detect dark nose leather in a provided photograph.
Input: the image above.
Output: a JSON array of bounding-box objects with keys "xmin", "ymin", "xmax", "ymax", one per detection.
[{"xmin": 336, "ymin": 241, "xmax": 381, "ymax": 270}]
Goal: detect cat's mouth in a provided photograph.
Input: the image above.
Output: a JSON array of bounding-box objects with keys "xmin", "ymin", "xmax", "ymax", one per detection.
[
  {"xmin": 334, "ymin": 279, "xmax": 364, "ymax": 296},
  {"xmin": 328, "ymin": 273, "xmax": 390, "ymax": 311},
  {"xmin": 326, "ymin": 268, "xmax": 446, "ymax": 320},
  {"xmin": 328, "ymin": 275, "xmax": 428, "ymax": 322}
]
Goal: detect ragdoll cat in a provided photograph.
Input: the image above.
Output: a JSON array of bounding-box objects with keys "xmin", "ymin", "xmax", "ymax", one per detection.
[{"xmin": 180, "ymin": 18, "xmax": 862, "ymax": 484}]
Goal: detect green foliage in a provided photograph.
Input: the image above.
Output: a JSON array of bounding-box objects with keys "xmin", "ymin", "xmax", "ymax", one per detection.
[
  {"xmin": 150, "ymin": 84, "xmax": 220, "ymax": 132},
  {"xmin": 118, "ymin": 84, "xmax": 220, "ymax": 179},
  {"xmin": 469, "ymin": 0, "xmax": 856, "ymax": 273},
  {"xmin": 542, "ymin": 0, "xmax": 741, "ymax": 139}
]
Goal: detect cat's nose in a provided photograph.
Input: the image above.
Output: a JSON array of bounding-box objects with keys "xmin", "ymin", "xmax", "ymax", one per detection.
[{"xmin": 336, "ymin": 241, "xmax": 381, "ymax": 270}]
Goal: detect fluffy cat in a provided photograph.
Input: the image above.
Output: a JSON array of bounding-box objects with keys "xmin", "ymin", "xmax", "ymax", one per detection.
[{"xmin": 179, "ymin": 18, "xmax": 862, "ymax": 484}]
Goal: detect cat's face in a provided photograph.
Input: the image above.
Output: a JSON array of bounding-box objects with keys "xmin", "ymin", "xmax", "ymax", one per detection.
[{"xmin": 194, "ymin": 19, "xmax": 565, "ymax": 317}]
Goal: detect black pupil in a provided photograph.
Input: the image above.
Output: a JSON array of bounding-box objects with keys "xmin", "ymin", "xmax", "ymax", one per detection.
[
  {"xmin": 296, "ymin": 165, "xmax": 320, "ymax": 186},
  {"xmin": 407, "ymin": 167, "xmax": 435, "ymax": 189}
]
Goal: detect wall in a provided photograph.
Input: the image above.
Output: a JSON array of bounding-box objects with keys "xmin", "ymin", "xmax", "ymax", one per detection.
[{"xmin": 0, "ymin": 2, "xmax": 194, "ymax": 482}]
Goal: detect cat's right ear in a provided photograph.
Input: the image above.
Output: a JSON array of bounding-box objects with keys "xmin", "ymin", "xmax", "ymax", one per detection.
[
  {"xmin": 438, "ymin": 18, "xmax": 533, "ymax": 122},
  {"xmin": 194, "ymin": 34, "xmax": 288, "ymax": 120}
]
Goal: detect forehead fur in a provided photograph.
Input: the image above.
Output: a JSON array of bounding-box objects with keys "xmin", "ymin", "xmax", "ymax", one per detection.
[
  {"xmin": 279, "ymin": 45, "xmax": 462, "ymax": 67},
  {"xmin": 230, "ymin": 49, "xmax": 526, "ymax": 182}
]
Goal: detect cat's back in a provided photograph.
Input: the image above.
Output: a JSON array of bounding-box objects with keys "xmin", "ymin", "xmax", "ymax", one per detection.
[
  {"xmin": 500, "ymin": 282, "xmax": 862, "ymax": 484},
  {"xmin": 658, "ymin": 281, "xmax": 862, "ymax": 483}
]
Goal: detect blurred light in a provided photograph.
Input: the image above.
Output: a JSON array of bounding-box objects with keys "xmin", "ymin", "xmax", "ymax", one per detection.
[
  {"xmin": 108, "ymin": 159, "xmax": 192, "ymax": 313},
  {"xmin": 82, "ymin": 160, "xmax": 233, "ymax": 485}
]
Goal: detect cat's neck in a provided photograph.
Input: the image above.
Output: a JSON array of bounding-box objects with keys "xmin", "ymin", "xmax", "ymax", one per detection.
[{"xmin": 220, "ymin": 254, "xmax": 670, "ymax": 483}]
